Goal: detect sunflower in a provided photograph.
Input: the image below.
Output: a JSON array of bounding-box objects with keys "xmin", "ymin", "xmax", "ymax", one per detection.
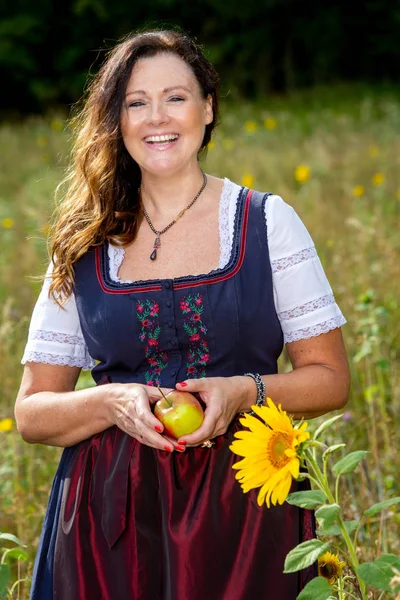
[
  {"xmin": 318, "ymin": 551, "xmax": 346, "ymax": 586},
  {"xmin": 229, "ymin": 398, "xmax": 310, "ymax": 507}
]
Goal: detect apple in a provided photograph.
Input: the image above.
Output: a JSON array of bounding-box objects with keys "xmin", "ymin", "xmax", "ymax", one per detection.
[{"xmin": 154, "ymin": 388, "xmax": 204, "ymax": 439}]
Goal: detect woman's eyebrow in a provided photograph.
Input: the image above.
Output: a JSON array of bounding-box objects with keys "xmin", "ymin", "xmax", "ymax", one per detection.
[{"xmin": 125, "ymin": 85, "xmax": 192, "ymax": 97}]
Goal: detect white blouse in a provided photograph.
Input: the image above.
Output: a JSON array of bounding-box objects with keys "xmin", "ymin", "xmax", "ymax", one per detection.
[{"xmin": 21, "ymin": 179, "xmax": 346, "ymax": 370}]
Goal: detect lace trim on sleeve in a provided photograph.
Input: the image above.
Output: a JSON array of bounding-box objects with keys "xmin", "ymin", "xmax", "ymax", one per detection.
[
  {"xmin": 271, "ymin": 246, "xmax": 317, "ymax": 273},
  {"xmin": 29, "ymin": 330, "xmax": 87, "ymax": 345},
  {"xmin": 284, "ymin": 315, "xmax": 347, "ymax": 343},
  {"xmin": 22, "ymin": 351, "xmax": 94, "ymax": 370},
  {"xmin": 277, "ymin": 294, "xmax": 335, "ymax": 321}
]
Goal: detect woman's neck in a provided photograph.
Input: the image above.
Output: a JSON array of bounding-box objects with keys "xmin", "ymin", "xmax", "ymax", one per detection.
[{"xmin": 139, "ymin": 165, "xmax": 206, "ymax": 218}]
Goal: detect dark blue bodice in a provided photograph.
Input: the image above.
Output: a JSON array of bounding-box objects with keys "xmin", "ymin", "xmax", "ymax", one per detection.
[{"xmin": 74, "ymin": 188, "xmax": 284, "ymax": 386}]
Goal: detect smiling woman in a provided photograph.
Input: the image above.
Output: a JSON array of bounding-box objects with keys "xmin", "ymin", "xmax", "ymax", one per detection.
[
  {"xmin": 121, "ymin": 54, "xmax": 213, "ymax": 176},
  {"xmin": 16, "ymin": 28, "xmax": 349, "ymax": 600}
]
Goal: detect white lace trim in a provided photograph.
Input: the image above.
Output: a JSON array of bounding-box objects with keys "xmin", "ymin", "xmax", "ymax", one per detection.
[
  {"xmin": 29, "ymin": 329, "xmax": 86, "ymax": 346},
  {"xmin": 22, "ymin": 351, "xmax": 94, "ymax": 370},
  {"xmin": 219, "ymin": 178, "xmax": 238, "ymax": 268},
  {"xmin": 108, "ymin": 244, "xmax": 132, "ymax": 284},
  {"xmin": 271, "ymin": 246, "xmax": 317, "ymax": 273},
  {"xmin": 284, "ymin": 315, "xmax": 347, "ymax": 343},
  {"xmin": 278, "ymin": 294, "xmax": 335, "ymax": 321}
]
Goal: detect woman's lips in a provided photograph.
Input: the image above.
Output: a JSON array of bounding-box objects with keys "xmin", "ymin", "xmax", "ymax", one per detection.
[{"xmin": 143, "ymin": 135, "xmax": 180, "ymax": 151}]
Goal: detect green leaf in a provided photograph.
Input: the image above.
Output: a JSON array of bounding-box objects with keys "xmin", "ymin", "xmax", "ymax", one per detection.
[
  {"xmin": 286, "ymin": 490, "xmax": 327, "ymax": 509},
  {"xmin": 284, "ymin": 539, "xmax": 330, "ymax": 573},
  {"xmin": 0, "ymin": 563, "xmax": 11, "ymax": 597},
  {"xmin": 0, "ymin": 533, "xmax": 26, "ymax": 547},
  {"xmin": 364, "ymin": 497, "xmax": 400, "ymax": 518},
  {"xmin": 314, "ymin": 414, "xmax": 343, "ymax": 440},
  {"xmin": 317, "ymin": 520, "xmax": 358, "ymax": 537},
  {"xmin": 315, "ymin": 504, "xmax": 341, "ymax": 529},
  {"xmin": 2, "ymin": 547, "xmax": 28, "ymax": 561},
  {"xmin": 322, "ymin": 444, "xmax": 346, "ymax": 461},
  {"xmin": 357, "ymin": 554, "xmax": 400, "ymax": 592},
  {"xmin": 332, "ymin": 451, "xmax": 368, "ymax": 476},
  {"xmin": 296, "ymin": 576, "xmax": 333, "ymax": 600}
]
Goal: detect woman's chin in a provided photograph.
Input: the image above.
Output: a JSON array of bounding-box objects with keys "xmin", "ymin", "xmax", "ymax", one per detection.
[{"xmin": 140, "ymin": 158, "xmax": 194, "ymax": 177}]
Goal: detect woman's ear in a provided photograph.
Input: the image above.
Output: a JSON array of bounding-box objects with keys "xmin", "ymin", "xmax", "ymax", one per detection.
[{"xmin": 205, "ymin": 94, "xmax": 213, "ymax": 125}]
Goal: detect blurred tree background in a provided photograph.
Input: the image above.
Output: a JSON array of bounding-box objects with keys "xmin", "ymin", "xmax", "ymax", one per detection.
[{"xmin": 1, "ymin": 0, "xmax": 400, "ymax": 114}]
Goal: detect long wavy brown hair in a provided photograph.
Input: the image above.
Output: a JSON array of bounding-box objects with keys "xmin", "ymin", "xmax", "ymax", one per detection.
[{"xmin": 49, "ymin": 29, "xmax": 220, "ymax": 303}]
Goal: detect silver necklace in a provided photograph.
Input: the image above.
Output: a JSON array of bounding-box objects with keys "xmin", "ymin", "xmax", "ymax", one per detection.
[{"xmin": 139, "ymin": 171, "xmax": 207, "ymax": 261}]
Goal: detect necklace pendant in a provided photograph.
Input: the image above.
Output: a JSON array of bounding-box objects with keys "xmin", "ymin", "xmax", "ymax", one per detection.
[{"xmin": 150, "ymin": 236, "xmax": 161, "ymax": 261}]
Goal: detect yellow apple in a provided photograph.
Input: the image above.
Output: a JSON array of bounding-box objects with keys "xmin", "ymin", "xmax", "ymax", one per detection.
[{"xmin": 154, "ymin": 389, "xmax": 204, "ymax": 439}]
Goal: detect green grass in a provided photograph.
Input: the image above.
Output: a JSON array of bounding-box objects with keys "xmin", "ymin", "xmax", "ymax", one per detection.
[{"xmin": 0, "ymin": 86, "xmax": 399, "ymax": 598}]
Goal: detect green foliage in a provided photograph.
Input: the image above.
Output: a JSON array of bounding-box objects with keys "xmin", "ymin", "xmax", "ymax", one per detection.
[
  {"xmin": 1, "ymin": 1, "xmax": 400, "ymax": 111},
  {"xmin": 284, "ymin": 540, "xmax": 330, "ymax": 573},
  {"xmin": 296, "ymin": 577, "xmax": 333, "ymax": 600},
  {"xmin": 0, "ymin": 533, "xmax": 29, "ymax": 599},
  {"xmin": 331, "ymin": 451, "xmax": 369, "ymax": 477},
  {"xmin": 357, "ymin": 554, "xmax": 400, "ymax": 593},
  {"xmin": 286, "ymin": 490, "xmax": 327, "ymax": 509}
]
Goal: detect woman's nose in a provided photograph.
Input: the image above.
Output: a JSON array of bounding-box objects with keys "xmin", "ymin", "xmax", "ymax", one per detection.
[{"xmin": 148, "ymin": 101, "xmax": 169, "ymax": 125}]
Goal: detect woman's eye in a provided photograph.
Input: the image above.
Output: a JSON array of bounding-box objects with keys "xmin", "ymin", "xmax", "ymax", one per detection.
[
  {"xmin": 169, "ymin": 97, "xmax": 184, "ymax": 102},
  {"xmin": 128, "ymin": 101, "xmax": 145, "ymax": 108}
]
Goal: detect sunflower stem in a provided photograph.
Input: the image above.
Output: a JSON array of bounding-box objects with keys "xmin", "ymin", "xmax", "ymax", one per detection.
[
  {"xmin": 337, "ymin": 575, "xmax": 345, "ymax": 600},
  {"xmin": 304, "ymin": 448, "xmax": 368, "ymax": 600}
]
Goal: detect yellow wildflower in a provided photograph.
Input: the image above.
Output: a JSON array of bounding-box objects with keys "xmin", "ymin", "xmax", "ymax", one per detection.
[
  {"xmin": 36, "ymin": 135, "xmax": 48, "ymax": 148},
  {"xmin": 2, "ymin": 218, "xmax": 14, "ymax": 229},
  {"xmin": 294, "ymin": 165, "xmax": 311, "ymax": 184},
  {"xmin": 372, "ymin": 173, "xmax": 384, "ymax": 186},
  {"xmin": 318, "ymin": 551, "xmax": 346, "ymax": 586},
  {"xmin": 208, "ymin": 140, "xmax": 216, "ymax": 151},
  {"xmin": 222, "ymin": 138, "xmax": 235, "ymax": 150},
  {"xmin": 230, "ymin": 398, "xmax": 310, "ymax": 507},
  {"xmin": 244, "ymin": 120, "xmax": 257, "ymax": 133},
  {"xmin": 0, "ymin": 418, "xmax": 14, "ymax": 432},
  {"xmin": 264, "ymin": 117, "xmax": 277, "ymax": 130},
  {"xmin": 353, "ymin": 185, "xmax": 365, "ymax": 197},
  {"xmin": 241, "ymin": 174, "xmax": 254, "ymax": 188}
]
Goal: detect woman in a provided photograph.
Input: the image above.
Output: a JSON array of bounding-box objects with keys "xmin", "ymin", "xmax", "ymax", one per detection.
[{"xmin": 16, "ymin": 30, "xmax": 350, "ymax": 599}]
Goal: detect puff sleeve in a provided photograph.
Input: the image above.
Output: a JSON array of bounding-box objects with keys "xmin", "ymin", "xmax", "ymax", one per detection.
[
  {"xmin": 265, "ymin": 195, "xmax": 346, "ymax": 344},
  {"xmin": 21, "ymin": 262, "xmax": 95, "ymax": 370}
]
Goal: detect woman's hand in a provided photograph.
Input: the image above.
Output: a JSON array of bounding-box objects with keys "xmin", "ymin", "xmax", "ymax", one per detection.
[
  {"xmin": 106, "ymin": 383, "xmax": 186, "ymax": 452},
  {"xmin": 174, "ymin": 376, "xmax": 254, "ymax": 447}
]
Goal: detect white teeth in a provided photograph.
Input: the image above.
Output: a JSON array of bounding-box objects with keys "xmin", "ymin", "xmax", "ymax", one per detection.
[{"xmin": 144, "ymin": 134, "xmax": 179, "ymax": 143}]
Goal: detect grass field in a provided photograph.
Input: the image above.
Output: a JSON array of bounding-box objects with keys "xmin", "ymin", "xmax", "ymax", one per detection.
[{"xmin": 0, "ymin": 85, "xmax": 399, "ymax": 598}]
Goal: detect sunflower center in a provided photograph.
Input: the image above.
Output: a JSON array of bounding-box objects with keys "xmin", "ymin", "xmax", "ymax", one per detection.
[
  {"xmin": 267, "ymin": 431, "xmax": 292, "ymax": 469},
  {"xmin": 319, "ymin": 563, "xmax": 336, "ymax": 579}
]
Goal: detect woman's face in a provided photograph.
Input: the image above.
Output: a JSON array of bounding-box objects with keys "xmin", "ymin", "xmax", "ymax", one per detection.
[{"xmin": 120, "ymin": 53, "xmax": 213, "ymax": 177}]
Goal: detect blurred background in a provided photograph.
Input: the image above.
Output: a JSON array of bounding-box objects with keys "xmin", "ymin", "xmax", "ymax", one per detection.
[{"xmin": 0, "ymin": 1, "xmax": 399, "ymax": 597}]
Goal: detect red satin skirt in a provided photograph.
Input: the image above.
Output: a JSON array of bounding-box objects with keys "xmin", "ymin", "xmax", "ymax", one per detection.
[{"xmin": 53, "ymin": 418, "xmax": 316, "ymax": 599}]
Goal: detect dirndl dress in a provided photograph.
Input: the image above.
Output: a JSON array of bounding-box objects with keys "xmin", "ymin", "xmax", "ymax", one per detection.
[{"xmin": 30, "ymin": 188, "xmax": 317, "ymax": 599}]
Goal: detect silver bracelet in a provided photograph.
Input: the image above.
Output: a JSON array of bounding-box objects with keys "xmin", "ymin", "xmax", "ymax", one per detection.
[{"xmin": 243, "ymin": 373, "xmax": 266, "ymax": 415}]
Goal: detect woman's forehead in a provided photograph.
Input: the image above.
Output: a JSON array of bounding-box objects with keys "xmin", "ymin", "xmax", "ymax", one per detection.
[{"xmin": 126, "ymin": 53, "xmax": 199, "ymax": 94}]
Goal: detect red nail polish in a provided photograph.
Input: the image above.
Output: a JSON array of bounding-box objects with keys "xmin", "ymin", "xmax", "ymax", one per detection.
[
  {"xmin": 177, "ymin": 382, "xmax": 187, "ymax": 387},
  {"xmin": 155, "ymin": 425, "xmax": 163, "ymax": 432},
  {"xmin": 164, "ymin": 445, "xmax": 172, "ymax": 452},
  {"xmin": 176, "ymin": 445, "xmax": 186, "ymax": 452},
  {"xmin": 178, "ymin": 440, "xmax": 187, "ymax": 445}
]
